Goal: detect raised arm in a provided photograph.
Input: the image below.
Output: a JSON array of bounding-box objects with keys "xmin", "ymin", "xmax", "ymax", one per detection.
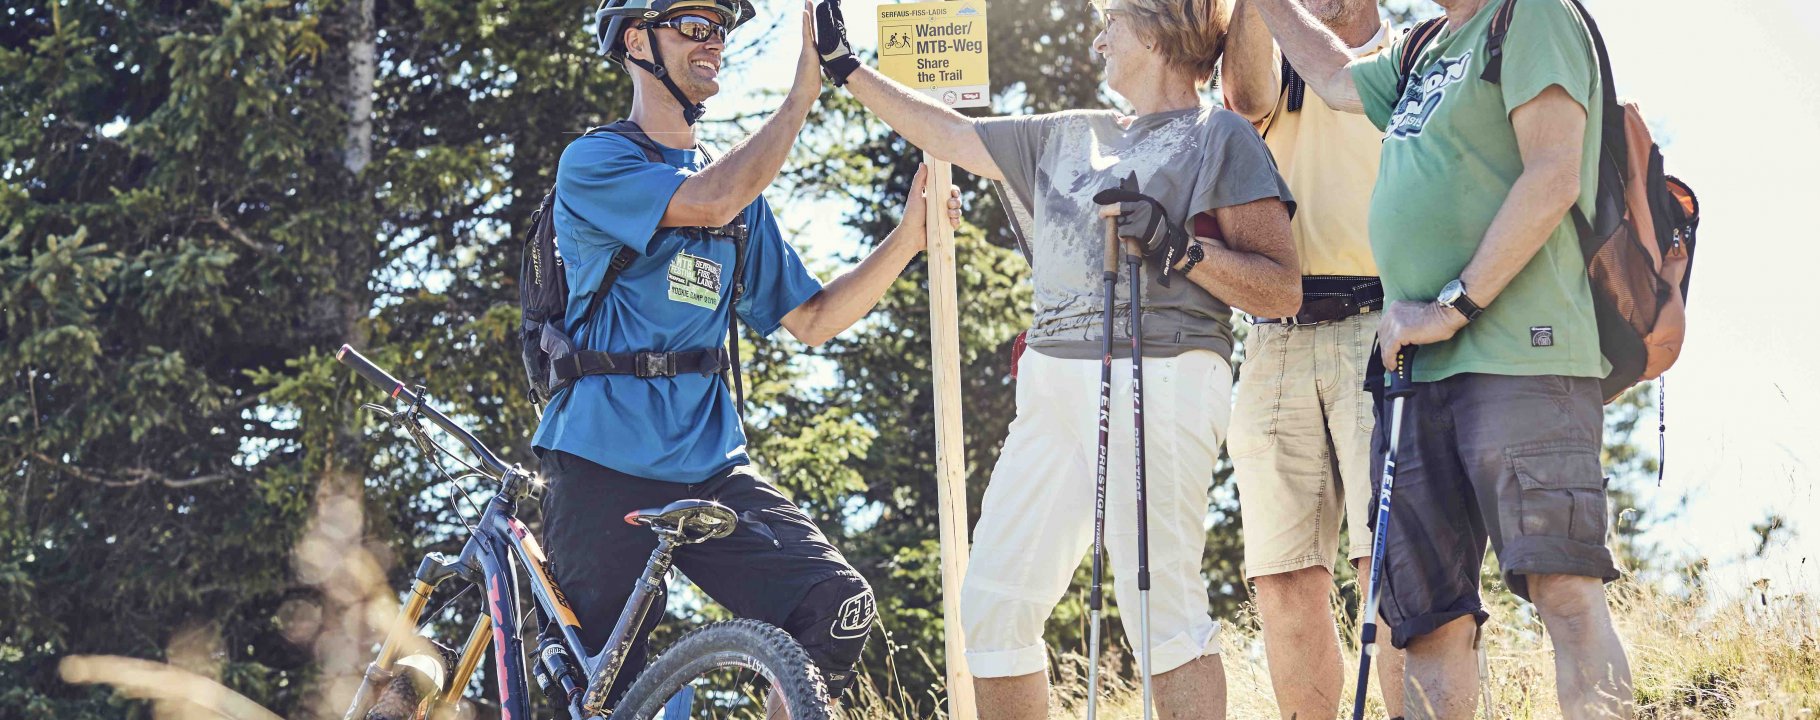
[
  {"xmin": 811, "ymin": 0, "xmax": 1002, "ymax": 180},
  {"xmin": 782, "ymin": 163, "xmax": 964, "ymax": 346},
  {"xmin": 1221, "ymin": 0, "xmax": 1283, "ymax": 124},
  {"xmin": 1248, "ymin": 0, "xmax": 1364, "ymax": 114},
  {"xmin": 661, "ymin": 3, "xmax": 823, "ymax": 227}
]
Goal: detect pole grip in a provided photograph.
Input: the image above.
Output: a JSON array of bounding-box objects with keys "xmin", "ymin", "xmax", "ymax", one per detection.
[
  {"xmin": 1386, "ymin": 346, "xmax": 1418, "ymax": 399},
  {"xmin": 1104, "ymin": 218, "xmax": 1120, "ymax": 275}
]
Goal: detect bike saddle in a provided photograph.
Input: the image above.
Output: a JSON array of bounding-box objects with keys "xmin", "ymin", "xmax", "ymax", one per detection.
[{"xmin": 623, "ymin": 499, "xmax": 738, "ymax": 544}]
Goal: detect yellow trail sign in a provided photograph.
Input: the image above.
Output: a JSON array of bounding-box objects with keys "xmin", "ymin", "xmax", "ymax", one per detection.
[{"xmin": 876, "ymin": 0, "xmax": 990, "ymax": 108}]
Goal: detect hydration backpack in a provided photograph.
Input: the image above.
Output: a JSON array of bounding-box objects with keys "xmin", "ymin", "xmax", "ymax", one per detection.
[
  {"xmin": 1396, "ymin": 0, "xmax": 1702, "ymax": 404},
  {"xmin": 518, "ymin": 120, "xmax": 750, "ymax": 407}
]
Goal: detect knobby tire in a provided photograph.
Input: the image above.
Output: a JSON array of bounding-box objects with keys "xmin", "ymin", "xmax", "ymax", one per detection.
[{"xmin": 613, "ymin": 618, "xmax": 832, "ymax": 720}]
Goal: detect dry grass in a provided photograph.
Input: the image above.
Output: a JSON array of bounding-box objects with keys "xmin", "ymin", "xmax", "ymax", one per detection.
[
  {"xmin": 844, "ymin": 580, "xmax": 1820, "ymax": 719},
  {"xmin": 57, "ymin": 480, "xmax": 1816, "ymax": 719}
]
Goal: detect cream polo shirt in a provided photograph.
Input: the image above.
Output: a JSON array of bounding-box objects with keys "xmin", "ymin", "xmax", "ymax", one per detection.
[{"xmin": 1253, "ymin": 22, "xmax": 1392, "ymax": 277}]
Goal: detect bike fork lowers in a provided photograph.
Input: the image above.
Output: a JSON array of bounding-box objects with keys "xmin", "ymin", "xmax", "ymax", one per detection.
[{"xmin": 342, "ymin": 579, "xmax": 436, "ymax": 720}]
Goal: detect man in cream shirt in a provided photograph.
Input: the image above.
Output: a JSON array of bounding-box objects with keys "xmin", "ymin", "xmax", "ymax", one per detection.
[{"xmin": 1222, "ymin": 1, "xmax": 1406, "ymax": 717}]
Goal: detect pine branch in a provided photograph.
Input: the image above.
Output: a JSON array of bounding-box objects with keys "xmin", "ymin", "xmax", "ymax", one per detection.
[
  {"xmin": 31, "ymin": 452, "xmax": 237, "ymax": 489},
  {"xmin": 207, "ymin": 207, "xmax": 278, "ymax": 256}
]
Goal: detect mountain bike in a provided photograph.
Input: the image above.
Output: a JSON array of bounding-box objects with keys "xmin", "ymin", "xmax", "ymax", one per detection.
[{"xmin": 333, "ymin": 344, "xmax": 832, "ymax": 719}]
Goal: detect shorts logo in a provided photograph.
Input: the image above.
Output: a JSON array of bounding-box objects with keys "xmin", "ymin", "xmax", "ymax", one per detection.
[
  {"xmin": 831, "ymin": 591, "xmax": 875, "ymax": 639},
  {"xmin": 1531, "ymin": 326, "xmax": 1554, "ymax": 347},
  {"xmin": 1387, "ymin": 50, "xmax": 1473, "ymax": 140}
]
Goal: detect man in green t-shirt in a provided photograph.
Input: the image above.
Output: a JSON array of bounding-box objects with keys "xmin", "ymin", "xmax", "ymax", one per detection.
[{"xmin": 1247, "ymin": 0, "xmax": 1632, "ymax": 717}]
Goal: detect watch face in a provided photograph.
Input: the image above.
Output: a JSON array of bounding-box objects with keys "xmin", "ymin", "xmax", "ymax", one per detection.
[
  {"xmin": 1187, "ymin": 242, "xmax": 1206, "ymax": 261},
  {"xmin": 1438, "ymin": 279, "xmax": 1463, "ymax": 306}
]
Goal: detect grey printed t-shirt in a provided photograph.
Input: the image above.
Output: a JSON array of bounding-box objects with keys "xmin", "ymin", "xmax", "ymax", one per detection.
[{"xmin": 977, "ymin": 106, "xmax": 1294, "ymax": 361}]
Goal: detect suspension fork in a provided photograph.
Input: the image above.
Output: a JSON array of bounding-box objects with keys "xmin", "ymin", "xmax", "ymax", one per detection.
[
  {"xmin": 582, "ymin": 533, "xmax": 681, "ymax": 715},
  {"xmin": 341, "ymin": 539, "xmax": 480, "ymax": 720},
  {"xmin": 341, "ymin": 579, "xmax": 436, "ymax": 720}
]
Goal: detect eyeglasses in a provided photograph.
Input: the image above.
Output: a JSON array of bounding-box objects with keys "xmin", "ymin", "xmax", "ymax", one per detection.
[
  {"xmin": 642, "ymin": 15, "xmax": 729, "ymax": 43},
  {"xmin": 1089, "ymin": 0, "xmax": 1123, "ymax": 26}
]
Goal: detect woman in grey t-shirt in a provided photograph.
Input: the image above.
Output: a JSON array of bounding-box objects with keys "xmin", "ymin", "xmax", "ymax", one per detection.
[{"xmin": 815, "ymin": 0, "xmax": 1298, "ymax": 715}]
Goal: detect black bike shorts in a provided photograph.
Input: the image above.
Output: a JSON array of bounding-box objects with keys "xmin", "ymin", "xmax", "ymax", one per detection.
[{"xmin": 539, "ymin": 450, "xmax": 872, "ymax": 705}]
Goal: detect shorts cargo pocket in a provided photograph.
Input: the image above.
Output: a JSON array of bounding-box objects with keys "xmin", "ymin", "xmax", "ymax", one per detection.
[{"xmin": 1510, "ymin": 446, "xmax": 1607, "ymax": 546}]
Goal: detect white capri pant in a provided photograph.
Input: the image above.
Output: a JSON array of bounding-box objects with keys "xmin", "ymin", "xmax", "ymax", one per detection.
[{"xmin": 961, "ymin": 348, "xmax": 1233, "ymax": 678}]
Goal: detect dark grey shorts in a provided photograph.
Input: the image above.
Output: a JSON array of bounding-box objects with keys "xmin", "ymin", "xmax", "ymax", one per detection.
[{"xmin": 1369, "ymin": 373, "xmax": 1620, "ymax": 649}]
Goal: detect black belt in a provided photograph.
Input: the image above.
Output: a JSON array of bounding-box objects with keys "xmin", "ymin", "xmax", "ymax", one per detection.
[
  {"xmin": 1255, "ymin": 275, "xmax": 1383, "ymax": 326},
  {"xmin": 551, "ymin": 348, "xmax": 732, "ymax": 381}
]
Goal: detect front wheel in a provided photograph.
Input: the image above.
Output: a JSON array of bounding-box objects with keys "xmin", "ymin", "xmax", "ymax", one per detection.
[{"xmin": 613, "ymin": 618, "xmax": 833, "ymax": 720}]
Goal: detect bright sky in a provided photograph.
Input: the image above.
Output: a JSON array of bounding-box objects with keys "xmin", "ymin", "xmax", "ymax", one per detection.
[{"xmin": 703, "ymin": 0, "xmax": 1820, "ymax": 601}]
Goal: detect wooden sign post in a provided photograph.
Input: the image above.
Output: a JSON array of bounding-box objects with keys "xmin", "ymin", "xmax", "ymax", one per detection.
[
  {"xmin": 877, "ymin": 3, "xmax": 989, "ymax": 718},
  {"xmin": 924, "ymin": 153, "xmax": 976, "ymax": 720}
]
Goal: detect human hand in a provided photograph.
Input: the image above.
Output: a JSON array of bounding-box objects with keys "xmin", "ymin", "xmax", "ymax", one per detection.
[
  {"xmin": 896, "ymin": 163, "xmax": 964, "ymax": 253},
  {"xmin": 791, "ymin": 0, "xmax": 824, "ymax": 103},
  {"xmin": 1377, "ymin": 300, "xmax": 1469, "ymax": 366},
  {"xmin": 812, "ymin": 0, "xmax": 861, "ymax": 85}
]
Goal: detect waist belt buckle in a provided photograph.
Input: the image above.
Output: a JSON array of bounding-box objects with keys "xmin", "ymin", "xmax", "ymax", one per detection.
[{"xmin": 635, "ymin": 352, "xmax": 676, "ymax": 378}]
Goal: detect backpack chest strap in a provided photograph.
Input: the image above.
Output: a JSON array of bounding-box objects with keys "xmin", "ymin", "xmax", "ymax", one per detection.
[{"xmin": 552, "ymin": 347, "xmax": 733, "ymax": 380}]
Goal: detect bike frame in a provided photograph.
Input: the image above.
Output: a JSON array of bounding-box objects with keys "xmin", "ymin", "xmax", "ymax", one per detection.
[{"xmin": 337, "ymin": 345, "xmax": 675, "ymax": 720}]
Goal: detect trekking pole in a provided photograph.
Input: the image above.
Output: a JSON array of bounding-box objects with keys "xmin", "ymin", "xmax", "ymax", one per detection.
[
  {"xmin": 1124, "ymin": 238, "xmax": 1154, "ymax": 720},
  {"xmin": 1352, "ymin": 345, "xmax": 1417, "ymax": 720},
  {"xmin": 1084, "ymin": 214, "xmax": 1120, "ymax": 720}
]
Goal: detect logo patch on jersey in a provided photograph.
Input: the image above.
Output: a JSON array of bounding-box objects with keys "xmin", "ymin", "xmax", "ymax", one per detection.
[
  {"xmin": 831, "ymin": 590, "xmax": 876, "ymax": 640},
  {"xmin": 1387, "ymin": 50, "xmax": 1473, "ymax": 140},
  {"xmin": 667, "ymin": 252, "xmax": 723, "ymax": 310},
  {"xmin": 1531, "ymin": 326, "xmax": 1555, "ymax": 347}
]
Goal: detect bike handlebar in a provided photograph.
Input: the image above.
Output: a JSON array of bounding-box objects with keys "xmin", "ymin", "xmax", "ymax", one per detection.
[{"xmin": 336, "ymin": 344, "xmax": 513, "ymax": 478}]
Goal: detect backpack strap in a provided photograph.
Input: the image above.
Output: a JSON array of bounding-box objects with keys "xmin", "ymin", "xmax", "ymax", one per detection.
[
  {"xmin": 1394, "ymin": 16, "xmax": 1448, "ymax": 99},
  {"xmin": 725, "ymin": 217, "xmax": 749, "ymax": 410},
  {"xmin": 1280, "ymin": 55, "xmax": 1308, "ymax": 114},
  {"xmin": 566, "ymin": 120, "xmax": 655, "ymax": 329},
  {"xmin": 593, "ymin": 119, "xmax": 668, "ymax": 163},
  {"xmin": 1480, "ymin": 0, "xmax": 1623, "ymax": 239},
  {"xmin": 1478, "ymin": 0, "xmax": 1522, "ymax": 84}
]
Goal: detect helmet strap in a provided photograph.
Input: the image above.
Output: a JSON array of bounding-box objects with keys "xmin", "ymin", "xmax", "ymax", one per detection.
[{"xmin": 629, "ymin": 26, "xmax": 708, "ymax": 126}]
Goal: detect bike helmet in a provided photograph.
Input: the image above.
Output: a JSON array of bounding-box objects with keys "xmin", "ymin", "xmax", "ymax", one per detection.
[{"xmin": 595, "ymin": 0, "xmax": 757, "ymax": 124}]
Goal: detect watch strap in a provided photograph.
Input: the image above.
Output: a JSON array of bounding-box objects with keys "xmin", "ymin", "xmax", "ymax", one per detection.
[
  {"xmin": 1179, "ymin": 240, "xmax": 1206, "ymax": 275},
  {"xmin": 1448, "ymin": 282, "xmax": 1485, "ymax": 321}
]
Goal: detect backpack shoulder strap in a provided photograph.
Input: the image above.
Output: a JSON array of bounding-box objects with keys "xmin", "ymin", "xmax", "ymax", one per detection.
[
  {"xmin": 577, "ymin": 246, "xmax": 638, "ymax": 338},
  {"xmin": 1557, "ymin": 0, "xmax": 1630, "ymax": 236},
  {"xmin": 570, "ymin": 119, "xmax": 661, "ymax": 331},
  {"xmin": 1395, "ymin": 16, "xmax": 1450, "ymax": 99},
  {"xmin": 1280, "ymin": 55, "xmax": 1307, "ymax": 114},
  {"xmin": 1479, "ymin": 0, "xmax": 1522, "ymax": 83},
  {"xmin": 590, "ymin": 119, "xmax": 667, "ymax": 163}
]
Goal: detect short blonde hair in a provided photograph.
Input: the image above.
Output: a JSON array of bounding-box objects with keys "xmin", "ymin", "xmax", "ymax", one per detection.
[{"xmin": 1120, "ymin": 0, "xmax": 1233, "ymax": 85}]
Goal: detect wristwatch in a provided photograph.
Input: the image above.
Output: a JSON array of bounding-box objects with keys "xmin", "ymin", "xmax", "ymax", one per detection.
[
  {"xmin": 1178, "ymin": 240, "xmax": 1207, "ymax": 275},
  {"xmin": 1436, "ymin": 278, "xmax": 1484, "ymax": 322}
]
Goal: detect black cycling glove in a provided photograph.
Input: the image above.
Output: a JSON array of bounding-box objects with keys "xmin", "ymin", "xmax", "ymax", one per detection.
[{"xmin": 813, "ymin": 0, "xmax": 861, "ymax": 86}]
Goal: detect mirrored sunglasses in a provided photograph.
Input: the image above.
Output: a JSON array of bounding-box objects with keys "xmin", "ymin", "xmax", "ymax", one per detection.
[{"xmin": 644, "ymin": 15, "xmax": 729, "ymax": 43}]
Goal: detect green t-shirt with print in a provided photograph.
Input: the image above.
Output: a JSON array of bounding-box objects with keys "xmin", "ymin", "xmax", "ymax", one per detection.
[{"xmin": 1350, "ymin": 0, "xmax": 1609, "ymax": 382}]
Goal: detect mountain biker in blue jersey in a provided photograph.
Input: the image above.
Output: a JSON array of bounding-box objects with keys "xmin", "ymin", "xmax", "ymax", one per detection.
[{"xmin": 537, "ymin": 0, "xmax": 961, "ymax": 706}]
